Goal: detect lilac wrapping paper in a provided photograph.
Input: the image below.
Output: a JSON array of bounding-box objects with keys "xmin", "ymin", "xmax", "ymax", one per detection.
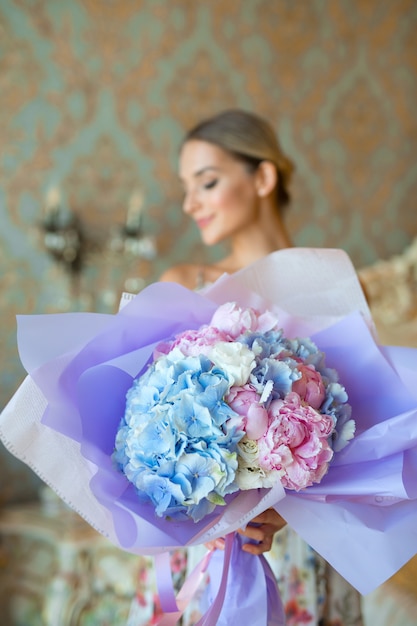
[
  {"xmin": 1, "ymin": 247, "xmax": 417, "ymax": 614},
  {"xmin": 200, "ymin": 534, "xmax": 286, "ymax": 626}
]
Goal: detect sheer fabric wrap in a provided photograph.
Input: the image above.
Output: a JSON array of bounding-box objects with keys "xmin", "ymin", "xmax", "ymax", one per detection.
[{"xmin": 1, "ymin": 248, "xmax": 417, "ymax": 624}]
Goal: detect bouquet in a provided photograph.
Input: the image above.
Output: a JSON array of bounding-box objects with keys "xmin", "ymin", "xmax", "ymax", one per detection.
[
  {"xmin": 1, "ymin": 248, "xmax": 417, "ymax": 626},
  {"xmin": 113, "ymin": 301, "xmax": 354, "ymax": 524}
]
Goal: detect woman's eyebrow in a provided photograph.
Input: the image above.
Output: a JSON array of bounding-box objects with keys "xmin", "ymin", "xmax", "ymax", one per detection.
[
  {"xmin": 193, "ymin": 166, "xmax": 221, "ymax": 178},
  {"xmin": 179, "ymin": 166, "xmax": 221, "ymax": 184}
]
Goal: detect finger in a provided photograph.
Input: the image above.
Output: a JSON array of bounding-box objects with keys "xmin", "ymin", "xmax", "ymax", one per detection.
[
  {"xmin": 250, "ymin": 510, "xmax": 286, "ymax": 529},
  {"xmin": 237, "ymin": 523, "xmax": 277, "ymax": 543},
  {"xmin": 249, "ymin": 512, "xmax": 271, "ymax": 524},
  {"xmin": 241, "ymin": 535, "xmax": 273, "ymax": 555}
]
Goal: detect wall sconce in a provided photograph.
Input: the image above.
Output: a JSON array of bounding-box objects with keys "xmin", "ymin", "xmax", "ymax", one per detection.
[
  {"xmin": 108, "ymin": 189, "xmax": 157, "ymax": 260},
  {"xmin": 40, "ymin": 186, "xmax": 156, "ymax": 275},
  {"xmin": 41, "ymin": 186, "xmax": 83, "ymax": 272}
]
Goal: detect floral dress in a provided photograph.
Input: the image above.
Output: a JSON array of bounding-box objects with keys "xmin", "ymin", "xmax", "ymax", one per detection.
[
  {"xmin": 265, "ymin": 527, "xmax": 363, "ymax": 626},
  {"xmin": 129, "ymin": 527, "xmax": 363, "ymax": 626}
]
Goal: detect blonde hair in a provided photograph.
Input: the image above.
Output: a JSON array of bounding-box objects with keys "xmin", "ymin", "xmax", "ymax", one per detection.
[{"xmin": 182, "ymin": 109, "xmax": 294, "ymax": 209}]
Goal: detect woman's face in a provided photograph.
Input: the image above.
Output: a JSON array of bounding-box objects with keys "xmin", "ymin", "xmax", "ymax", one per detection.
[{"xmin": 178, "ymin": 139, "xmax": 260, "ymax": 246}]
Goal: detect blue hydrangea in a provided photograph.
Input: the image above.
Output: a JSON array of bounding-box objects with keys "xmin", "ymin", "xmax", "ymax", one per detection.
[{"xmin": 113, "ymin": 353, "xmax": 244, "ymax": 522}]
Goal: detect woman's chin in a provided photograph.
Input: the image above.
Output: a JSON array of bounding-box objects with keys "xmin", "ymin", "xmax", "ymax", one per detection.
[{"xmin": 200, "ymin": 231, "xmax": 223, "ymax": 247}]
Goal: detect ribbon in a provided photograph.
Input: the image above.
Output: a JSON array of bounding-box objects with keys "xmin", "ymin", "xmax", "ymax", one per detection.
[
  {"xmin": 153, "ymin": 533, "xmax": 285, "ymax": 626},
  {"xmin": 198, "ymin": 534, "xmax": 285, "ymax": 626},
  {"xmin": 154, "ymin": 534, "xmax": 234, "ymax": 626}
]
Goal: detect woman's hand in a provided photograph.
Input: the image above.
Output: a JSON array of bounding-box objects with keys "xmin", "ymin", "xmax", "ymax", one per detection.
[
  {"xmin": 239, "ymin": 509, "xmax": 287, "ymax": 555},
  {"xmin": 204, "ymin": 509, "xmax": 287, "ymax": 555}
]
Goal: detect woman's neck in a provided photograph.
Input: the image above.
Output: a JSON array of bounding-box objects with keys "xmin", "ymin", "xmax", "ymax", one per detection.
[{"xmin": 220, "ymin": 213, "xmax": 292, "ymax": 273}]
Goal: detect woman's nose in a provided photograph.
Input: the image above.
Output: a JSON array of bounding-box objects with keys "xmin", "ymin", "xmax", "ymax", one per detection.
[{"xmin": 183, "ymin": 189, "xmax": 200, "ymax": 214}]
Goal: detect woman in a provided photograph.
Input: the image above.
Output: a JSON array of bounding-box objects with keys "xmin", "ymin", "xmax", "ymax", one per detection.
[{"xmin": 159, "ymin": 109, "xmax": 363, "ymax": 625}]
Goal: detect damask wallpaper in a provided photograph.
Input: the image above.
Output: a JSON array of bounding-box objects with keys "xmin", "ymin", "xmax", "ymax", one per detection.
[{"xmin": 0, "ymin": 0, "xmax": 416, "ymax": 503}]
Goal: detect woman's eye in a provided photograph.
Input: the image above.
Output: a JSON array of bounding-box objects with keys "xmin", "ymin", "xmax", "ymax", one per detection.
[{"xmin": 203, "ymin": 179, "xmax": 218, "ymax": 190}]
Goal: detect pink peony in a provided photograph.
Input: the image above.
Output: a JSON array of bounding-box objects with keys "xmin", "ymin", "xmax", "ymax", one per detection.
[
  {"xmin": 254, "ymin": 309, "xmax": 281, "ymax": 333},
  {"xmin": 227, "ymin": 384, "xmax": 268, "ymax": 440},
  {"xmin": 210, "ymin": 302, "xmax": 279, "ymax": 340},
  {"xmin": 258, "ymin": 392, "xmax": 334, "ymax": 490},
  {"xmin": 154, "ymin": 325, "xmax": 227, "ymax": 358},
  {"xmin": 292, "ymin": 363, "xmax": 326, "ymax": 410},
  {"xmin": 210, "ymin": 302, "xmax": 258, "ymax": 339}
]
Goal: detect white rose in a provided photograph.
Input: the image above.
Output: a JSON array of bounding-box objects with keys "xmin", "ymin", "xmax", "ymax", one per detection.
[
  {"xmin": 235, "ymin": 466, "xmax": 278, "ymax": 490},
  {"xmin": 236, "ymin": 439, "xmax": 284, "ymax": 490},
  {"xmin": 237, "ymin": 437, "xmax": 260, "ymax": 466},
  {"xmin": 208, "ymin": 341, "xmax": 256, "ymax": 386}
]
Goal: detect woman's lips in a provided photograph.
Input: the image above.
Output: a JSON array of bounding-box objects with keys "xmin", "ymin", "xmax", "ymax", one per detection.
[{"xmin": 196, "ymin": 216, "xmax": 213, "ymax": 229}]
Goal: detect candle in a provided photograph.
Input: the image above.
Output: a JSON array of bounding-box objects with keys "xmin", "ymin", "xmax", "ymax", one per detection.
[
  {"xmin": 43, "ymin": 185, "xmax": 62, "ymax": 228},
  {"xmin": 126, "ymin": 189, "xmax": 144, "ymax": 232}
]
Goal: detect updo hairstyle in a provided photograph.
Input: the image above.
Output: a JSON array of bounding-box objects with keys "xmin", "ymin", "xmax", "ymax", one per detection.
[{"xmin": 182, "ymin": 109, "xmax": 294, "ymax": 210}]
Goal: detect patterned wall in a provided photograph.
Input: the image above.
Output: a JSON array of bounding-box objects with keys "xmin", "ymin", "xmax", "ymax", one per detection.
[{"xmin": 1, "ymin": 0, "xmax": 416, "ymax": 503}]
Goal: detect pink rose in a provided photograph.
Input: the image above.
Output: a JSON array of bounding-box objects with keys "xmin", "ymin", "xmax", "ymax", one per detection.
[
  {"xmin": 258, "ymin": 392, "xmax": 334, "ymax": 490},
  {"xmin": 227, "ymin": 384, "xmax": 268, "ymax": 440},
  {"xmin": 292, "ymin": 363, "xmax": 326, "ymax": 410}
]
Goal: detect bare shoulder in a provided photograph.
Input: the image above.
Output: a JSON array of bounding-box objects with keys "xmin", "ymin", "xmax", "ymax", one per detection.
[{"xmin": 158, "ymin": 263, "xmax": 201, "ymax": 290}]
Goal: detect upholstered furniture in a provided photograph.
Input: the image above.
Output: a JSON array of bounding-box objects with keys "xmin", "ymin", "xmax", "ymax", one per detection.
[
  {"xmin": 0, "ymin": 494, "xmax": 152, "ymax": 626},
  {"xmin": 359, "ymin": 237, "xmax": 417, "ymax": 625}
]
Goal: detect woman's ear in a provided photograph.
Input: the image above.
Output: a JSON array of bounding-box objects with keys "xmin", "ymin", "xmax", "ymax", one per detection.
[{"xmin": 255, "ymin": 161, "xmax": 277, "ymax": 197}]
